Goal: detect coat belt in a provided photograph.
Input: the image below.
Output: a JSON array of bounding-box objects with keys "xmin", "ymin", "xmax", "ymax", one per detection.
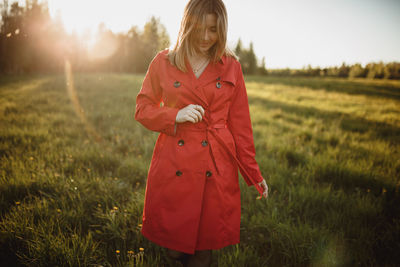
[
  {"xmin": 176, "ymin": 121, "xmax": 264, "ymax": 197},
  {"xmin": 205, "ymin": 123, "xmax": 264, "ymax": 197}
]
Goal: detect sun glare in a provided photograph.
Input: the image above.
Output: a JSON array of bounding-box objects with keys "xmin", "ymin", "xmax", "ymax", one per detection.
[{"xmin": 48, "ymin": 1, "xmax": 106, "ymax": 35}]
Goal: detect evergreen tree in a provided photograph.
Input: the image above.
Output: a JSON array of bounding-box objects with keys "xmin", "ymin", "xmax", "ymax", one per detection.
[
  {"xmin": 257, "ymin": 56, "xmax": 267, "ymax": 75},
  {"xmin": 338, "ymin": 62, "xmax": 350, "ymax": 78},
  {"xmin": 140, "ymin": 16, "xmax": 170, "ymax": 72},
  {"xmin": 247, "ymin": 42, "xmax": 257, "ymax": 74},
  {"xmin": 234, "ymin": 38, "xmax": 242, "ymax": 58}
]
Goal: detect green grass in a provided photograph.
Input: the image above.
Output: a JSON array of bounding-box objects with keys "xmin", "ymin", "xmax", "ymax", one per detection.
[{"xmin": 0, "ymin": 73, "xmax": 399, "ymax": 266}]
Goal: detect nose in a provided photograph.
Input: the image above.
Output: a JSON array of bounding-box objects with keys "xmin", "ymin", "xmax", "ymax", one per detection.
[{"xmin": 202, "ymin": 29, "xmax": 210, "ymax": 41}]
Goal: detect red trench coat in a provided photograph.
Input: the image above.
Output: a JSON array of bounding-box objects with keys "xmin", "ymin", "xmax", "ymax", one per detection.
[{"xmin": 134, "ymin": 48, "xmax": 265, "ymax": 254}]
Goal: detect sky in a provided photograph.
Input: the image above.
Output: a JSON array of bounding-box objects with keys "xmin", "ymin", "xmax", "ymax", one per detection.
[{"xmin": 42, "ymin": 0, "xmax": 400, "ymax": 69}]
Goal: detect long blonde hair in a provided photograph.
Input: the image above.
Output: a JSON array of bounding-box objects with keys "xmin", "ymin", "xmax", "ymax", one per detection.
[{"xmin": 168, "ymin": 0, "xmax": 237, "ymax": 72}]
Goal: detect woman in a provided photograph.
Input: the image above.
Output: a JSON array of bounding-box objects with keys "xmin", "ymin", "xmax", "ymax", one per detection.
[{"xmin": 134, "ymin": 0, "xmax": 268, "ymax": 266}]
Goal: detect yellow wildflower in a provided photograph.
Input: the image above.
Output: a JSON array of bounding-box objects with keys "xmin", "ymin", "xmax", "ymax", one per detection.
[
  {"xmin": 139, "ymin": 247, "xmax": 144, "ymax": 252},
  {"xmin": 116, "ymin": 250, "xmax": 120, "ymax": 254},
  {"xmin": 15, "ymin": 201, "xmax": 20, "ymax": 205}
]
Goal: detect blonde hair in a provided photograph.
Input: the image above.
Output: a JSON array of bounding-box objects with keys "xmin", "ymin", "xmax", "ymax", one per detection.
[{"xmin": 168, "ymin": 0, "xmax": 237, "ymax": 72}]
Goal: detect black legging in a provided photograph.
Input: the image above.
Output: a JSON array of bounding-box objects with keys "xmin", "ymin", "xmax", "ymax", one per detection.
[{"xmin": 167, "ymin": 248, "xmax": 212, "ymax": 267}]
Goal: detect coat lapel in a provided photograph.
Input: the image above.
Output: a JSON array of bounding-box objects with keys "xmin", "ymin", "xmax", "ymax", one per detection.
[
  {"xmin": 184, "ymin": 59, "xmax": 210, "ymax": 107},
  {"xmin": 162, "ymin": 52, "xmax": 232, "ymax": 108},
  {"xmin": 197, "ymin": 56, "xmax": 230, "ymax": 88}
]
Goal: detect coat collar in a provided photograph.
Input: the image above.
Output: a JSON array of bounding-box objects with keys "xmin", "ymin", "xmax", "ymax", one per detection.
[
  {"xmin": 219, "ymin": 54, "xmax": 226, "ymax": 65},
  {"xmin": 160, "ymin": 49, "xmax": 236, "ymax": 107}
]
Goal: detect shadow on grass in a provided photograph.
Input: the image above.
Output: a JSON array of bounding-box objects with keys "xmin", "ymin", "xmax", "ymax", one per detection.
[
  {"xmin": 246, "ymin": 76, "xmax": 400, "ymax": 100},
  {"xmin": 314, "ymin": 161, "xmax": 394, "ymax": 194},
  {"xmin": 293, "ymin": 185, "xmax": 399, "ymax": 265},
  {"xmin": 0, "ymin": 74, "xmax": 54, "ymax": 97},
  {"xmin": 0, "ymin": 181, "xmax": 57, "ymax": 217},
  {"xmin": 249, "ymin": 96, "xmax": 400, "ymax": 145}
]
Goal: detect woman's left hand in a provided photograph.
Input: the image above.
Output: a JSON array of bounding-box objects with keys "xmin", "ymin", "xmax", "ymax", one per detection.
[{"xmin": 258, "ymin": 179, "xmax": 269, "ymax": 199}]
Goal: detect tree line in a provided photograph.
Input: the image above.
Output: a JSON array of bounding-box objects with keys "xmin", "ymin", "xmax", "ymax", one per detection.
[
  {"xmin": 267, "ymin": 62, "xmax": 400, "ymax": 80},
  {"xmin": 1, "ymin": 0, "xmax": 399, "ymax": 79},
  {"xmin": 0, "ymin": 0, "xmax": 170, "ymax": 74}
]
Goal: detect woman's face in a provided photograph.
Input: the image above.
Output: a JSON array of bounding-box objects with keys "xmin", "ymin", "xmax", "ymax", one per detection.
[{"xmin": 194, "ymin": 13, "xmax": 218, "ymax": 55}]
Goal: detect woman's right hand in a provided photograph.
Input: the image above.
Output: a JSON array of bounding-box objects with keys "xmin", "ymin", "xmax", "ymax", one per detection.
[
  {"xmin": 176, "ymin": 104, "xmax": 205, "ymax": 123},
  {"xmin": 258, "ymin": 179, "xmax": 269, "ymax": 199}
]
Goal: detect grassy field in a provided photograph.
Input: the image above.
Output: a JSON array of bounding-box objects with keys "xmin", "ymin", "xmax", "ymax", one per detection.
[{"xmin": 0, "ymin": 72, "xmax": 399, "ymax": 266}]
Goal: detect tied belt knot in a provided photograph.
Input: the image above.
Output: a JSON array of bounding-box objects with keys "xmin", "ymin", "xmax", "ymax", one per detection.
[{"xmin": 204, "ymin": 122, "xmax": 229, "ymax": 176}]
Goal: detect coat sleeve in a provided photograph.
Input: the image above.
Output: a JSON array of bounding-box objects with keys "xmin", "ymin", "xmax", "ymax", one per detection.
[
  {"xmin": 227, "ymin": 63, "xmax": 264, "ymax": 186},
  {"xmin": 135, "ymin": 52, "xmax": 179, "ymax": 136}
]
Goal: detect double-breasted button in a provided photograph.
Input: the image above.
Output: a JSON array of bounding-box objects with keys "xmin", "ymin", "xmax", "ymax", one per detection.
[
  {"xmin": 206, "ymin": 170, "xmax": 212, "ymax": 177},
  {"xmin": 174, "ymin": 81, "xmax": 181, "ymax": 88},
  {"xmin": 178, "ymin": 139, "xmax": 184, "ymax": 146},
  {"xmin": 216, "ymin": 81, "xmax": 222, "ymax": 89},
  {"xmin": 176, "ymin": 170, "xmax": 183, "ymax": 176},
  {"xmin": 201, "ymin": 140, "xmax": 208, "ymax": 147}
]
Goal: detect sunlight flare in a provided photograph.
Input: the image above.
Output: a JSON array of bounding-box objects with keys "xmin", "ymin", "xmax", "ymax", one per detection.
[{"xmin": 64, "ymin": 60, "xmax": 102, "ymax": 142}]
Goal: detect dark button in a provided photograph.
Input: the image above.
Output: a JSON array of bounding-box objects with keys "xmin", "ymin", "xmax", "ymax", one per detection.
[
  {"xmin": 174, "ymin": 81, "xmax": 181, "ymax": 88},
  {"xmin": 216, "ymin": 77, "xmax": 221, "ymax": 81},
  {"xmin": 178, "ymin": 139, "xmax": 184, "ymax": 146},
  {"xmin": 206, "ymin": 171, "xmax": 212, "ymax": 177},
  {"xmin": 201, "ymin": 140, "xmax": 208, "ymax": 147},
  {"xmin": 216, "ymin": 81, "xmax": 222, "ymax": 89},
  {"xmin": 176, "ymin": 170, "xmax": 183, "ymax": 176}
]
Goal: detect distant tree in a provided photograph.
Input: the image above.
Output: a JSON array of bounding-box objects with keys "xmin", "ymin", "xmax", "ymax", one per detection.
[
  {"xmin": 125, "ymin": 26, "xmax": 142, "ymax": 72},
  {"xmin": 366, "ymin": 62, "xmax": 385, "ymax": 79},
  {"xmin": 234, "ymin": 39, "xmax": 268, "ymax": 75},
  {"xmin": 349, "ymin": 63, "xmax": 367, "ymax": 78},
  {"xmin": 0, "ymin": 0, "xmax": 10, "ymax": 31},
  {"xmin": 88, "ymin": 23, "xmax": 119, "ymax": 71},
  {"xmin": 234, "ymin": 39, "xmax": 258, "ymax": 75},
  {"xmin": 384, "ymin": 62, "xmax": 400, "ymax": 79},
  {"xmin": 139, "ymin": 16, "xmax": 170, "ymax": 72},
  {"xmin": 0, "ymin": 1, "xmax": 25, "ymax": 72},
  {"xmin": 327, "ymin": 66, "xmax": 339, "ymax": 77},
  {"xmin": 234, "ymin": 38, "xmax": 242, "ymax": 58},
  {"xmin": 0, "ymin": 0, "xmax": 65, "ymax": 73},
  {"xmin": 1, "ymin": 1, "xmax": 398, "ymax": 79},
  {"xmin": 257, "ymin": 56, "xmax": 267, "ymax": 75},
  {"xmin": 247, "ymin": 42, "xmax": 257, "ymax": 74},
  {"xmin": 338, "ymin": 62, "xmax": 350, "ymax": 78}
]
